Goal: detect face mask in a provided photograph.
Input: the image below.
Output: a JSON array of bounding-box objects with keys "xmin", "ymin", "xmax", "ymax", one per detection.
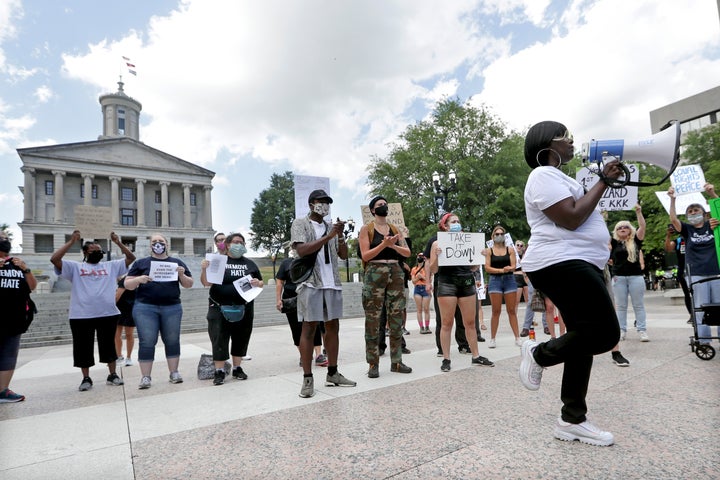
[
  {"xmin": 416, "ymin": 256, "xmax": 424, "ymax": 264},
  {"xmin": 86, "ymin": 250, "xmax": 105, "ymax": 264},
  {"xmin": 374, "ymin": 205, "xmax": 389, "ymax": 217},
  {"xmin": 0, "ymin": 240, "xmax": 10, "ymax": 253},
  {"xmin": 229, "ymin": 243, "xmax": 247, "ymax": 258},
  {"xmin": 312, "ymin": 203, "xmax": 330, "ymax": 217},
  {"xmin": 493, "ymin": 234, "xmax": 505, "ymax": 243},
  {"xmin": 216, "ymin": 242, "xmax": 226, "ymax": 251},
  {"xmin": 449, "ymin": 223, "xmax": 462, "ymax": 232},
  {"xmin": 686, "ymin": 214, "xmax": 704, "ymax": 225},
  {"xmin": 152, "ymin": 242, "xmax": 167, "ymax": 255}
]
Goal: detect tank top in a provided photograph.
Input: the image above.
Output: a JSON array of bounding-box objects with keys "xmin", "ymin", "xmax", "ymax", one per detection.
[
  {"xmin": 490, "ymin": 247, "xmax": 511, "ymax": 270},
  {"xmin": 369, "ymin": 228, "xmax": 401, "ymax": 261}
]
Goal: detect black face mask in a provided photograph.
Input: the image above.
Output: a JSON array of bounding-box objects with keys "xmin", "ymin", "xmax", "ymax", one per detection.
[
  {"xmin": 374, "ymin": 205, "xmax": 389, "ymax": 217},
  {"xmin": 0, "ymin": 240, "xmax": 11, "ymax": 254},
  {"xmin": 416, "ymin": 257, "xmax": 424, "ymax": 264},
  {"xmin": 86, "ymin": 250, "xmax": 105, "ymax": 264}
]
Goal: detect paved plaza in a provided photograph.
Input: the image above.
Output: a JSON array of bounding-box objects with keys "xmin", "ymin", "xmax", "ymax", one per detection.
[{"xmin": 1, "ymin": 291, "xmax": 718, "ymax": 479}]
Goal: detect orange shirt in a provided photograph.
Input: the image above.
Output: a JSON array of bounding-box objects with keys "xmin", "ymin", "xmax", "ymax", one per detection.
[{"xmin": 411, "ymin": 265, "xmax": 427, "ymax": 286}]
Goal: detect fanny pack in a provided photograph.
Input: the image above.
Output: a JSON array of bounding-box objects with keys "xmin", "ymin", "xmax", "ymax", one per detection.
[{"xmin": 211, "ymin": 297, "xmax": 246, "ymax": 323}]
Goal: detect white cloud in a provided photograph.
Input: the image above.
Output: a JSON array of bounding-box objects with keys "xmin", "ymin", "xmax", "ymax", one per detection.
[
  {"xmin": 475, "ymin": 0, "xmax": 720, "ymax": 144},
  {"xmin": 34, "ymin": 85, "xmax": 53, "ymax": 103}
]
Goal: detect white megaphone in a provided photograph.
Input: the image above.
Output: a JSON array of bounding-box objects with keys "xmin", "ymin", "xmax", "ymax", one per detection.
[{"xmin": 580, "ymin": 120, "xmax": 681, "ymax": 188}]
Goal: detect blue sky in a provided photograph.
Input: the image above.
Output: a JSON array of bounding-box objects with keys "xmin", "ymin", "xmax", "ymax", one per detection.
[{"xmin": 1, "ymin": 0, "xmax": 719, "ymax": 253}]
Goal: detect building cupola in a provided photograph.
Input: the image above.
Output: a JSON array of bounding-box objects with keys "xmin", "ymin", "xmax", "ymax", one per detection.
[{"xmin": 98, "ymin": 78, "xmax": 142, "ymax": 140}]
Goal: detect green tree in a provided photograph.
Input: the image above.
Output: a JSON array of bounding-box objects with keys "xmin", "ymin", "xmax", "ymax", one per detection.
[
  {"xmin": 367, "ymin": 98, "xmax": 529, "ymax": 247},
  {"xmin": 0, "ymin": 224, "xmax": 12, "ymax": 242},
  {"xmin": 249, "ymin": 171, "xmax": 296, "ymax": 256}
]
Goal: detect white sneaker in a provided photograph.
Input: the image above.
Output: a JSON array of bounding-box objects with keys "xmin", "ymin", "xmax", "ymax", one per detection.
[
  {"xmin": 242, "ymin": 355, "xmax": 252, "ymax": 361},
  {"xmin": 169, "ymin": 371, "xmax": 183, "ymax": 384},
  {"xmin": 124, "ymin": 357, "xmax": 133, "ymax": 366},
  {"xmin": 488, "ymin": 339, "xmax": 496, "ymax": 348},
  {"xmin": 638, "ymin": 331, "xmax": 649, "ymax": 342},
  {"xmin": 553, "ymin": 418, "xmax": 614, "ymax": 446},
  {"xmin": 138, "ymin": 376, "xmax": 152, "ymax": 390},
  {"xmin": 519, "ymin": 340, "xmax": 543, "ymax": 391},
  {"xmin": 116, "ymin": 356, "xmax": 125, "ymax": 366},
  {"xmin": 620, "ymin": 331, "xmax": 626, "ymax": 341},
  {"xmin": 515, "ymin": 338, "xmax": 523, "ymax": 347}
]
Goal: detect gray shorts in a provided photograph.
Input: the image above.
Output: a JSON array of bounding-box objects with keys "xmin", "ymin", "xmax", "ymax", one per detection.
[{"xmin": 298, "ymin": 287, "xmax": 343, "ymax": 322}]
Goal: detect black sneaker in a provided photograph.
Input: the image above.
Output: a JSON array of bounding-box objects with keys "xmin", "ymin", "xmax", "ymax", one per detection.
[
  {"xmin": 612, "ymin": 352, "xmax": 630, "ymax": 367},
  {"xmin": 390, "ymin": 362, "xmax": 412, "ymax": 373},
  {"xmin": 477, "ymin": 335, "xmax": 486, "ymax": 342},
  {"xmin": 213, "ymin": 369, "xmax": 226, "ymax": 385},
  {"xmin": 79, "ymin": 377, "xmax": 93, "ymax": 391},
  {"xmin": 458, "ymin": 346, "xmax": 471, "ymax": 355},
  {"xmin": 106, "ymin": 373, "xmax": 124, "ymax": 385},
  {"xmin": 436, "ymin": 350, "xmax": 444, "ymax": 357},
  {"xmin": 401, "ymin": 347, "xmax": 411, "ymax": 354},
  {"xmin": 232, "ymin": 366, "xmax": 248, "ymax": 380},
  {"xmin": 472, "ymin": 355, "xmax": 495, "ymax": 367},
  {"xmin": 441, "ymin": 359, "xmax": 451, "ymax": 372}
]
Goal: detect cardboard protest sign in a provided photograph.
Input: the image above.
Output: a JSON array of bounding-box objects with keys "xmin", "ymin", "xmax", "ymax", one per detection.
[
  {"xmin": 360, "ymin": 203, "xmax": 406, "ymax": 233},
  {"xmin": 670, "ymin": 165, "xmax": 706, "ymax": 195},
  {"xmin": 437, "ymin": 232, "xmax": 484, "ymax": 266},
  {"xmin": 575, "ymin": 164, "xmax": 639, "ymax": 211},
  {"xmin": 74, "ymin": 205, "xmax": 112, "ymax": 240}
]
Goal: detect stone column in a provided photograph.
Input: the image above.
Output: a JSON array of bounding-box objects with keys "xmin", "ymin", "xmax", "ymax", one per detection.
[
  {"xmin": 182, "ymin": 183, "xmax": 192, "ymax": 228},
  {"xmin": 51, "ymin": 170, "xmax": 66, "ymax": 223},
  {"xmin": 21, "ymin": 167, "xmax": 35, "ymax": 222},
  {"xmin": 109, "ymin": 176, "xmax": 121, "ymax": 225},
  {"xmin": 82, "ymin": 173, "xmax": 94, "ymax": 206},
  {"xmin": 135, "ymin": 179, "xmax": 146, "ymax": 227},
  {"xmin": 160, "ymin": 181, "xmax": 170, "ymax": 228},
  {"xmin": 203, "ymin": 185, "xmax": 213, "ymax": 229}
]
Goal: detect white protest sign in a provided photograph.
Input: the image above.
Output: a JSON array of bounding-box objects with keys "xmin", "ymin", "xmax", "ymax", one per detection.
[
  {"xmin": 233, "ymin": 275, "xmax": 263, "ymax": 302},
  {"xmin": 654, "ymin": 191, "xmax": 709, "ymax": 215},
  {"xmin": 294, "ymin": 175, "xmax": 331, "ymax": 220},
  {"xmin": 670, "ymin": 165, "xmax": 706, "ymax": 195},
  {"xmin": 149, "ymin": 261, "xmax": 179, "ymax": 282},
  {"xmin": 575, "ymin": 164, "xmax": 639, "ymax": 211},
  {"xmin": 74, "ymin": 205, "xmax": 112, "ymax": 240},
  {"xmin": 204, "ymin": 253, "xmax": 228, "ymax": 284},
  {"xmin": 438, "ymin": 232, "xmax": 484, "ymax": 266}
]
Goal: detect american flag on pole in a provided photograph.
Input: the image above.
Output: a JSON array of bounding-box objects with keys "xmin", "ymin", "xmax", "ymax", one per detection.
[{"xmin": 122, "ymin": 56, "xmax": 137, "ymax": 76}]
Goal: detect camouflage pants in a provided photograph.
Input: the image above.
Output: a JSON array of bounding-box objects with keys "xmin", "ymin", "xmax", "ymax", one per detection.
[{"xmin": 363, "ymin": 263, "xmax": 406, "ymax": 364}]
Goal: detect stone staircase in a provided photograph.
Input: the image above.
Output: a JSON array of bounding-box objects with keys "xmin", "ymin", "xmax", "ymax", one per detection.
[{"xmin": 20, "ymin": 282, "xmax": 405, "ymax": 348}]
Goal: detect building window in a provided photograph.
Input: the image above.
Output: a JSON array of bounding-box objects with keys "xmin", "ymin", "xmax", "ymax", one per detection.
[
  {"xmin": 80, "ymin": 184, "xmax": 98, "ymax": 199},
  {"xmin": 190, "ymin": 192, "xmax": 197, "ymax": 206},
  {"xmin": 121, "ymin": 209, "xmax": 136, "ymax": 226},
  {"xmin": 118, "ymin": 108, "xmax": 126, "ymax": 135},
  {"xmin": 154, "ymin": 191, "xmax": 161, "ymax": 203},
  {"xmin": 155, "ymin": 210, "xmax": 162, "ymax": 227},
  {"xmin": 34, "ymin": 234, "xmax": 54, "ymax": 253},
  {"xmin": 45, "ymin": 180, "xmax": 54, "ymax": 196},
  {"xmin": 121, "ymin": 187, "xmax": 135, "ymax": 201}
]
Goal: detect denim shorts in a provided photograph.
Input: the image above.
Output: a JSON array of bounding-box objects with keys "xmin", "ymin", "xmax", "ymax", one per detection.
[
  {"xmin": 413, "ymin": 285, "xmax": 430, "ymax": 298},
  {"xmin": 488, "ymin": 273, "xmax": 517, "ymax": 294}
]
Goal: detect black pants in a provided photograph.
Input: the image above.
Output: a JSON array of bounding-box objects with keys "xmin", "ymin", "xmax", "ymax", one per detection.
[
  {"xmin": 433, "ymin": 278, "xmax": 468, "ymax": 351},
  {"xmin": 527, "ymin": 260, "xmax": 619, "ymax": 424}
]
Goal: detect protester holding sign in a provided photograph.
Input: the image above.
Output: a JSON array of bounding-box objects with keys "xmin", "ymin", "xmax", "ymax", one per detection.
[
  {"xmin": 125, "ymin": 233, "xmax": 193, "ymax": 390},
  {"xmin": 428, "ymin": 213, "xmax": 494, "ymax": 372},
  {"xmin": 610, "ymin": 204, "xmax": 649, "ymax": 342},
  {"xmin": 359, "ymin": 195, "xmax": 412, "ymax": 378},
  {"xmin": 668, "ymin": 183, "xmax": 720, "ymax": 345},
  {"xmin": 51, "ymin": 230, "xmax": 135, "ymax": 392},
  {"xmin": 520, "ymin": 121, "xmax": 624, "ymax": 446},
  {"xmin": 199, "ymin": 232, "xmax": 263, "ymax": 385},
  {"xmin": 0, "ymin": 231, "xmax": 36, "ymax": 403}
]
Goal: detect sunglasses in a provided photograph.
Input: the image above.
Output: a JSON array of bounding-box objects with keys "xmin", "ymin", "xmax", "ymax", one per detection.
[
  {"xmin": 552, "ymin": 130, "xmax": 574, "ymax": 143},
  {"xmin": 515, "ymin": 243, "xmax": 524, "ymax": 247},
  {"xmin": 616, "ymin": 226, "xmax": 630, "ymax": 231}
]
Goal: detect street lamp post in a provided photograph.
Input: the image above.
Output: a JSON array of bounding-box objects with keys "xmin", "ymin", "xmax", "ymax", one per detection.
[
  {"xmin": 432, "ymin": 169, "xmax": 457, "ymax": 218},
  {"xmin": 343, "ymin": 217, "xmax": 355, "ymax": 282}
]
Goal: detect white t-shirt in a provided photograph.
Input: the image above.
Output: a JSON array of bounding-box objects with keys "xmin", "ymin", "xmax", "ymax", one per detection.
[
  {"xmin": 311, "ymin": 220, "xmax": 338, "ymax": 289},
  {"xmin": 521, "ymin": 166, "xmax": 610, "ymax": 272},
  {"xmin": 56, "ymin": 259, "xmax": 129, "ymax": 319}
]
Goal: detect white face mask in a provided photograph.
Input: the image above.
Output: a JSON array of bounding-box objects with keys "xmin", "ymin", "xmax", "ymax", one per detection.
[
  {"xmin": 686, "ymin": 213, "xmax": 704, "ymax": 225},
  {"xmin": 312, "ymin": 203, "xmax": 330, "ymax": 217}
]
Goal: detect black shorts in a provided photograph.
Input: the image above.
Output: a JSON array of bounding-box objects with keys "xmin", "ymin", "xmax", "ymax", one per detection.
[
  {"xmin": 436, "ymin": 275, "xmax": 476, "ymax": 298},
  {"xmin": 514, "ymin": 273, "xmax": 527, "ymax": 288}
]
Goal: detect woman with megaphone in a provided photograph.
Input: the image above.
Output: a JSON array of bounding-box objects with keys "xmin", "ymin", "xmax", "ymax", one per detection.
[{"xmin": 519, "ymin": 120, "xmax": 624, "ymax": 447}]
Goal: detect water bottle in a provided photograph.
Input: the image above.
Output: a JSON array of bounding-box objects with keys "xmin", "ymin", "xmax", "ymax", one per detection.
[{"xmin": 529, "ymin": 328, "xmax": 535, "ymax": 340}]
